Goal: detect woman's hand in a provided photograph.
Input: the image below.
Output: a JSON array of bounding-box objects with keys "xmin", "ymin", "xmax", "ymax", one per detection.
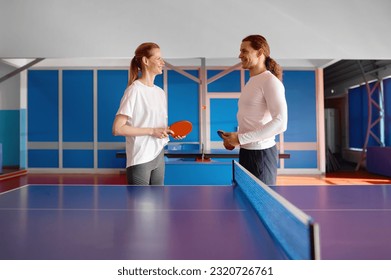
[
  {"xmin": 171, "ymin": 134, "xmax": 185, "ymax": 140},
  {"xmin": 151, "ymin": 127, "xmax": 174, "ymax": 139},
  {"xmin": 153, "ymin": 127, "xmax": 186, "ymax": 140}
]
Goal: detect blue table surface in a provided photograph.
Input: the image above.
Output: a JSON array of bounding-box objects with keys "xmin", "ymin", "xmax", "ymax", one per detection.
[
  {"xmin": 0, "ymin": 184, "xmax": 288, "ymax": 260},
  {"xmin": 2, "ymin": 184, "xmax": 391, "ymax": 260}
]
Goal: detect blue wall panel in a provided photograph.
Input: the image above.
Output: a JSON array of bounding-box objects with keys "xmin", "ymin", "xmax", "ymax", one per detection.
[
  {"xmin": 349, "ymin": 87, "xmax": 364, "ymax": 148},
  {"xmin": 28, "ymin": 150, "xmax": 58, "ymax": 168},
  {"xmin": 207, "ymin": 70, "xmax": 241, "ymax": 92},
  {"xmin": 0, "ymin": 110, "xmax": 19, "ymax": 166},
  {"xmin": 167, "ymin": 70, "xmax": 199, "ymax": 142},
  {"xmin": 154, "ymin": 73, "xmax": 163, "ymax": 88},
  {"xmin": 24, "ymin": 68, "xmax": 321, "ymax": 171},
  {"xmin": 63, "ymin": 150, "xmax": 94, "ymax": 168},
  {"xmin": 283, "ymin": 71, "xmax": 316, "ymax": 142},
  {"xmin": 210, "ymin": 99, "xmax": 238, "ymax": 141},
  {"xmin": 28, "ymin": 70, "xmax": 59, "ymax": 142},
  {"xmin": 284, "ymin": 150, "xmax": 317, "ymax": 168},
  {"xmin": 245, "ymin": 70, "xmax": 250, "ymax": 83},
  {"xmin": 98, "ymin": 150, "xmax": 126, "ymax": 168},
  {"xmin": 63, "ymin": 70, "xmax": 93, "ymax": 142},
  {"xmin": 98, "ymin": 70, "xmax": 128, "ymax": 142},
  {"xmin": 384, "ymin": 78, "xmax": 391, "ymax": 146}
]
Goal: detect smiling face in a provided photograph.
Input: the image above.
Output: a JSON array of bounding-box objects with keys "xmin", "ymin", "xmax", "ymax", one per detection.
[
  {"xmin": 143, "ymin": 48, "xmax": 165, "ymax": 75},
  {"xmin": 238, "ymin": 41, "xmax": 262, "ymax": 70}
]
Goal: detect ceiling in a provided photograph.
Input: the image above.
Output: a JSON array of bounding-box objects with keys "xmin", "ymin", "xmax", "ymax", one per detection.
[
  {"xmin": 2, "ymin": 0, "xmax": 391, "ymax": 93},
  {"xmin": 324, "ymin": 60, "xmax": 391, "ymax": 98},
  {"xmin": 1, "ymin": 0, "xmax": 391, "ymax": 68}
]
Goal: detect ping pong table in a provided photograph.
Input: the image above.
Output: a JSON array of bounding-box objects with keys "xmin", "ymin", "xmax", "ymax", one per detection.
[
  {"xmin": 0, "ymin": 185, "xmax": 289, "ymax": 260},
  {"xmin": 0, "ymin": 162, "xmax": 314, "ymax": 260},
  {"xmin": 272, "ymin": 184, "xmax": 391, "ymax": 260},
  {"xmin": 2, "ymin": 163, "xmax": 391, "ymax": 260}
]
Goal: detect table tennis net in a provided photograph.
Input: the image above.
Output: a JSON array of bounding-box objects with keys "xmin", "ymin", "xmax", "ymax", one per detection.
[{"xmin": 233, "ymin": 161, "xmax": 320, "ymax": 260}]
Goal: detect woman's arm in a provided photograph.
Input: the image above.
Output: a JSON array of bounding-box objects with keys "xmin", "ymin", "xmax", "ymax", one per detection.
[{"xmin": 112, "ymin": 114, "xmax": 172, "ymax": 138}]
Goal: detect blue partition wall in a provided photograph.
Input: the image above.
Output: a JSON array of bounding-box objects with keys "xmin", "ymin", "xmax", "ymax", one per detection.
[
  {"xmin": 97, "ymin": 70, "xmax": 128, "ymax": 168},
  {"xmin": 208, "ymin": 70, "xmax": 241, "ymax": 92},
  {"xmin": 208, "ymin": 70, "xmax": 317, "ymax": 168},
  {"xmin": 208, "ymin": 69, "xmax": 240, "ymax": 140},
  {"xmin": 210, "ymin": 99, "xmax": 238, "ymax": 139},
  {"xmin": 28, "ymin": 70, "xmax": 59, "ymax": 167},
  {"xmin": 26, "ymin": 67, "xmax": 319, "ymax": 176},
  {"xmin": 279, "ymin": 70, "xmax": 317, "ymax": 168},
  {"xmin": 167, "ymin": 70, "xmax": 199, "ymax": 143},
  {"xmin": 63, "ymin": 70, "xmax": 94, "ymax": 168}
]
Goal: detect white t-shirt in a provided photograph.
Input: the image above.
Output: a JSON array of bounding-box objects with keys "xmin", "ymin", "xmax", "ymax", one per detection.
[
  {"xmin": 237, "ymin": 71, "xmax": 288, "ymax": 150},
  {"xmin": 116, "ymin": 80, "xmax": 169, "ymax": 167}
]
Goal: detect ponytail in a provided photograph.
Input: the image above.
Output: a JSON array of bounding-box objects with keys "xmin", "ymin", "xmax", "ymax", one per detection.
[
  {"xmin": 128, "ymin": 56, "xmax": 140, "ymax": 87},
  {"xmin": 265, "ymin": 56, "xmax": 283, "ymax": 81}
]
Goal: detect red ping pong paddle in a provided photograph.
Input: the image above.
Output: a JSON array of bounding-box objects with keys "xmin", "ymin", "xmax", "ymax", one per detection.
[{"xmin": 169, "ymin": 120, "xmax": 192, "ymax": 137}]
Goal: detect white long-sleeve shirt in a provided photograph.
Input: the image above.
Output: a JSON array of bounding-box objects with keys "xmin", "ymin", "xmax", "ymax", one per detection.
[{"xmin": 237, "ymin": 71, "xmax": 288, "ymax": 150}]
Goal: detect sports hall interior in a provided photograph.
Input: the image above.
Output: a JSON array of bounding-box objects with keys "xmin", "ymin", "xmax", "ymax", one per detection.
[{"xmin": 1, "ymin": 0, "xmax": 391, "ymax": 188}]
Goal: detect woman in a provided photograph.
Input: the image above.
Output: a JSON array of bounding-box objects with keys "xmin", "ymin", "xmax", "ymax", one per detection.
[
  {"xmin": 112, "ymin": 42, "xmax": 173, "ymax": 185},
  {"xmin": 222, "ymin": 35, "xmax": 288, "ymax": 185}
]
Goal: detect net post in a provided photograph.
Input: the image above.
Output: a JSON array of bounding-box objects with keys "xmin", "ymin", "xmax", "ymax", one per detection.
[
  {"xmin": 232, "ymin": 160, "xmax": 236, "ymax": 186},
  {"xmin": 310, "ymin": 223, "xmax": 321, "ymax": 260}
]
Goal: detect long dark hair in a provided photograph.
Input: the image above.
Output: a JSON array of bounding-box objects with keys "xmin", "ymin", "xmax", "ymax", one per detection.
[
  {"xmin": 242, "ymin": 35, "xmax": 282, "ymax": 81},
  {"xmin": 128, "ymin": 42, "xmax": 160, "ymax": 86}
]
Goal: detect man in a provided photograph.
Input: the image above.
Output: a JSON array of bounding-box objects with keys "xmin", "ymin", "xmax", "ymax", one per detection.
[{"xmin": 222, "ymin": 35, "xmax": 288, "ymax": 185}]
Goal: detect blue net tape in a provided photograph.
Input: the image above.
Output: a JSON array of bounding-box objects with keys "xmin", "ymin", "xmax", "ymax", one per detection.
[{"xmin": 233, "ymin": 161, "xmax": 317, "ymax": 260}]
